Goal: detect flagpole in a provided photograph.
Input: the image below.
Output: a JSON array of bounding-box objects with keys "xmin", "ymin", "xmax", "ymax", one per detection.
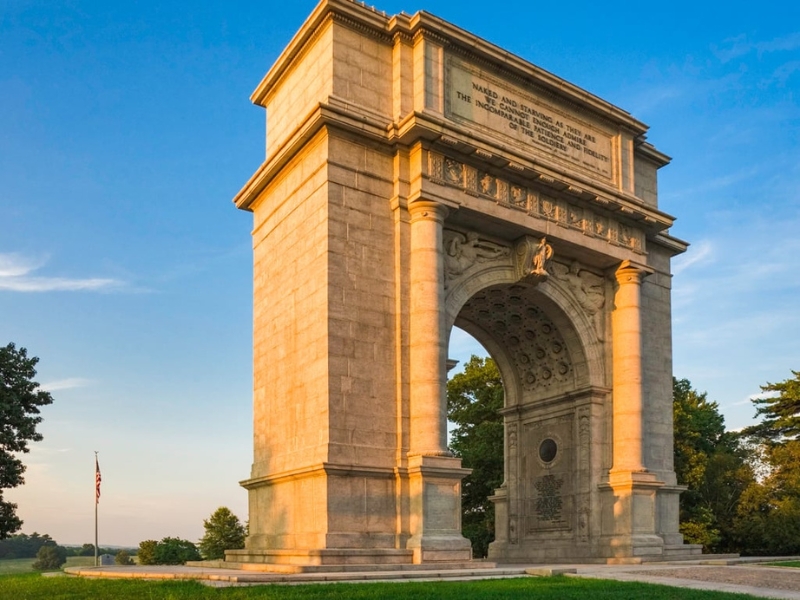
[{"xmin": 94, "ymin": 451, "xmax": 99, "ymax": 567}]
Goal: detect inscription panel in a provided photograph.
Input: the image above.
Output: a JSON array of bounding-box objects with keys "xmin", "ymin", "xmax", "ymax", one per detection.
[{"xmin": 444, "ymin": 56, "xmax": 614, "ymax": 181}]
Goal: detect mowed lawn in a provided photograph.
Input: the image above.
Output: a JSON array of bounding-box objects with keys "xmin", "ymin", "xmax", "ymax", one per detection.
[
  {"xmin": 0, "ymin": 556, "xmax": 97, "ymax": 575},
  {"xmin": 766, "ymin": 561, "xmax": 800, "ymax": 568},
  {"xmin": 0, "ymin": 573, "xmax": 763, "ymax": 600}
]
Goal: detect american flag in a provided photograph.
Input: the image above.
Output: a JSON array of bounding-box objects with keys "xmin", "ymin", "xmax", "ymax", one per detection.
[{"xmin": 95, "ymin": 456, "xmax": 102, "ymax": 504}]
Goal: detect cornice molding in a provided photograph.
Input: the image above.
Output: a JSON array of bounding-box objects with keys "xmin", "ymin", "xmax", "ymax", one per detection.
[{"xmin": 252, "ymin": 0, "xmax": 654, "ymax": 138}]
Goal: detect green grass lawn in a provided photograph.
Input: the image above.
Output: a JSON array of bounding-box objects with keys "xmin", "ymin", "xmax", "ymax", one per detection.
[
  {"xmin": 0, "ymin": 555, "xmax": 107, "ymax": 576},
  {"xmin": 0, "ymin": 558, "xmax": 35, "ymax": 575},
  {"xmin": 0, "ymin": 574, "xmax": 763, "ymax": 600},
  {"xmin": 764, "ymin": 561, "xmax": 800, "ymax": 568}
]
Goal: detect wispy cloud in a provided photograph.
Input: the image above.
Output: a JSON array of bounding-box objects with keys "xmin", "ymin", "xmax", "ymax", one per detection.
[
  {"xmin": 0, "ymin": 252, "xmax": 123, "ymax": 293},
  {"xmin": 729, "ymin": 392, "xmax": 771, "ymax": 408},
  {"xmin": 673, "ymin": 240, "xmax": 713, "ymax": 275},
  {"xmin": 40, "ymin": 377, "xmax": 94, "ymax": 392},
  {"xmin": 713, "ymin": 32, "xmax": 800, "ymax": 63},
  {"xmin": 665, "ymin": 164, "xmax": 763, "ymax": 201},
  {"xmin": 771, "ymin": 60, "xmax": 800, "ymax": 86},
  {"xmin": 0, "ymin": 252, "xmax": 46, "ymax": 277},
  {"xmin": 626, "ymin": 84, "xmax": 685, "ymax": 116}
]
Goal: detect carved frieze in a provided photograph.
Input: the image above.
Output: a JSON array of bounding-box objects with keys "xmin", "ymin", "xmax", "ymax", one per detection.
[{"xmin": 428, "ymin": 151, "xmax": 645, "ymax": 253}]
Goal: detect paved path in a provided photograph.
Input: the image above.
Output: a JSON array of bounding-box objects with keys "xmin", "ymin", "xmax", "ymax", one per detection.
[
  {"xmin": 65, "ymin": 559, "xmax": 800, "ymax": 598},
  {"xmin": 572, "ymin": 563, "xmax": 800, "ymax": 600}
]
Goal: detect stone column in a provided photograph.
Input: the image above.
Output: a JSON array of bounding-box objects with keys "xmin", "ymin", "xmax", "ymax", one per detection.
[
  {"xmin": 408, "ymin": 200, "xmax": 449, "ymax": 456},
  {"xmin": 405, "ymin": 199, "xmax": 472, "ymax": 564},
  {"xmin": 602, "ymin": 260, "xmax": 665, "ymax": 559},
  {"xmin": 610, "ymin": 260, "xmax": 648, "ymax": 474}
]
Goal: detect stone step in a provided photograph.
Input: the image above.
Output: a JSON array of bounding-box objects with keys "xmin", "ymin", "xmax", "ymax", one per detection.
[
  {"xmin": 663, "ymin": 544, "xmax": 703, "ymax": 557},
  {"xmin": 189, "ymin": 559, "xmax": 498, "ymax": 574},
  {"xmin": 65, "ymin": 564, "xmax": 530, "ymax": 584},
  {"xmin": 641, "ymin": 551, "xmax": 739, "ymax": 564},
  {"xmin": 226, "ymin": 567, "xmax": 528, "ymax": 583}
]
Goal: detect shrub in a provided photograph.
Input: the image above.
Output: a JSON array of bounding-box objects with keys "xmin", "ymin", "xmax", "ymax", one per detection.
[
  {"xmin": 32, "ymin": 544, "xmax": 67, "ymax": 570},
  {"xmin": 153, "ymin": 537, "xmax": 201, "ymax": 565},
  {"xmin": 137, "ymin": 540, "xmax": 157, "ymax": 565},
  {"xmin": 114, "ymin": 549, "xmax": 134, "ymax": 565},
  {"xmin": 198, "ymin": 507, "xmax": 246, "ymax": 560}
]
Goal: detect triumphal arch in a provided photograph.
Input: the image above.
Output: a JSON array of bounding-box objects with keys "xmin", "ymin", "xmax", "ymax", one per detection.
[{"xmin": 229, "ymin": 0, "xmax": 695, "ymax": 567}]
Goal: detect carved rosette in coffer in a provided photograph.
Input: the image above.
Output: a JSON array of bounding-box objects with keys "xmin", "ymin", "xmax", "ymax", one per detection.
[
  {"xmin": 457, "ymin": 285, "xmax": 573, "ymax": 392},
  {"xmin": 522, "ymin": 415, "xmax": 574, "ymax": 534}
]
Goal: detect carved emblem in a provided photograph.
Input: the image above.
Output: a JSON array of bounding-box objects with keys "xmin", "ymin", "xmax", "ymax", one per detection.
[
  {"xmin": 444, "ymin": 157, "xmax": 463, "ymax": 185},
  {"xmin": 514, "ymin": 235, "xmax": 553, "ymax": 283},
  {"xmin": 508, "ymin": 422, "xmax": 518, "ymax": 451},
  {"xmin": 532, "ymin": 237, "xmax": 553, "ymax": 275},
  {"xmin": 428, "ymin": 152, "xmax": 444, "ymax": 181},
  {"xmin": 510, "ymin": 185, "xmax": 527, "ymax": 210},
  {"xmin": 478, "ymin": 172, "xmax": 497, "ymax": 196}
]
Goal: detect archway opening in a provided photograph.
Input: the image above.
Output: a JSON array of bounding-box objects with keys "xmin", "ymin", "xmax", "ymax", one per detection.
[
  {"xmin": 447, "ymin": 279, "xmax": 597, "ymax": 561},
  {"xmin": 447, "ymin": 327, "xmax": 501, "ymax": 558}
]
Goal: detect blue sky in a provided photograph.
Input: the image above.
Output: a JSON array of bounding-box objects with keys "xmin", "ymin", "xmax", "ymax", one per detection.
[{"xmin": 2, "ymin": 0, "xmax": 798, "ymax": 546}]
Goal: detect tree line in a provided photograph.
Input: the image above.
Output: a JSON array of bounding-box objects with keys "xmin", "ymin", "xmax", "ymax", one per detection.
[
  {"xmin": 0, "ymin": 507, "xmax": 247, "ymax": 570},
  {"xmin": 0, "ymin": 534, "xmax": 128, "ymax": 559},
  {"xmin": 448, "ymin": 357, "xmax": 800, "ymax": 557}
]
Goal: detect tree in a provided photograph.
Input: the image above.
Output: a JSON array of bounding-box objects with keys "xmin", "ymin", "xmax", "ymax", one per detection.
[
  {"xmin": 447, "ymin": 356, "xmax": 504, "ymax": 558},
  {"xmin": 744, "ymin": 370, "xmax": 800, "ymax": 443},
  {"xmin": 731, "ymin": 370, "xmax": 800, "ymax": 555},
  {"xmin": 153, "ymin": 537, "xmax": 201, "ymax": 565},
  {"xmin": 0, "ymin": 532, "xmax": 55, "ymax": 559},
  {"xmin": 672, "ymin": 378, "xmax": 753, "ymax": 552},
  {"xmin": 78, "ymin": 543, "xmax": 95, "ymax": 556},
  {"xmin": 0, "ymin": 343, "xmax": 54, "ymax": 538},
  {"xmin": 137, "ymin": 540, "xmax": 157, "ymax": 565},
  {"xmin": 138, "ymin": 537, "xmax": 200, "ymax": 565},
  {"xmin": 114, "ymin": 549, "xmax": 134, "ymax": 565},
  {"xmin": 198, "ymin": 507, "xmax": 246, "ymax": 560},
  {"xmin": 32, "ymin": 543, "xmax": 67, "ymax": 570},
  {"xmin": 733, "ymin": 441, "xmax": 800, "ymax": 555}
]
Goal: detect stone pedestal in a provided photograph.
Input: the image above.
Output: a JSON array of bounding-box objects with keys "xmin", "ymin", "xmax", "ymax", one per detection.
[
  {"xmin": 406, "ymin": 455, "xmax": 473, "ymax": 563},
  {"xmin": 600, "ymin": 472, "xmax": 666, "ymax": 558}
]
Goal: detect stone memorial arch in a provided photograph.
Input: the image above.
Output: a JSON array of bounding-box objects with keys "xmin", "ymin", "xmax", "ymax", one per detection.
[{"xmin": 228, "ymin": 0, "xmax": 695, "ymax": 568}]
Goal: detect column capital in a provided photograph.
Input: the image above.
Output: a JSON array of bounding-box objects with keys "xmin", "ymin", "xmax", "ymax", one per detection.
[
  {"xmin": 614, "ymin": 260, "xmax": 653, "ymax": 285},
  {"xmin": 408, "ymin": 200, "xmax": 449, "ymax": 223}
]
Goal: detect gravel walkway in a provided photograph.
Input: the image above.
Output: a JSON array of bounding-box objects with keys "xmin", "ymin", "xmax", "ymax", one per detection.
[{"xmin": 635, "ymin": 567, "xmax": 800, "ymax": 593}]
